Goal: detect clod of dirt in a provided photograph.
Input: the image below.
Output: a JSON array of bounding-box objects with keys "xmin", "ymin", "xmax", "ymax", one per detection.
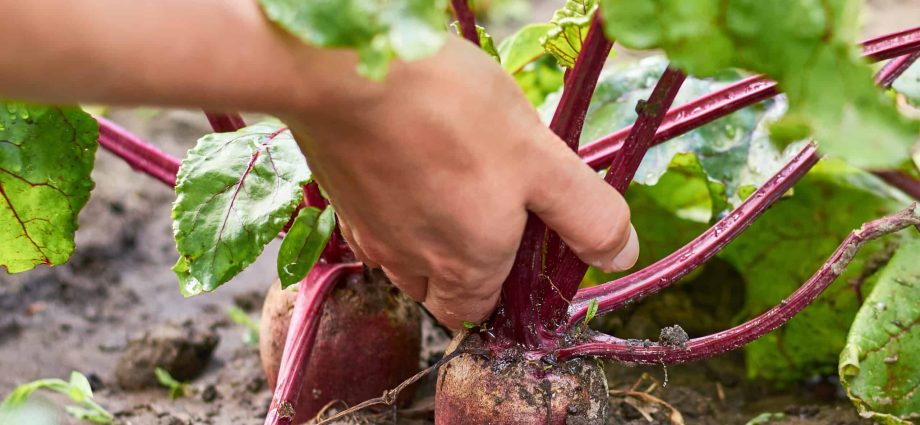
[
  {"xmin": 658, "ymin": 325, "xmax": 689, "ymax": 349},
  {"xmin": 114, "ymin": 320, "xmax": 219, "ymax": 390}
]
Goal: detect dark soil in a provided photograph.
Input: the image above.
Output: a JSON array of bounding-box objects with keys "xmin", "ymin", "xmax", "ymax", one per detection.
[{"xmin": 0, "ymin": 3, "xmax": 913, "ymax": 423}]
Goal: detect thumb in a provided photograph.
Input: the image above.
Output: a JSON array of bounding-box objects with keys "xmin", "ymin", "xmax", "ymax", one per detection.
[{"xmin": 525, "ymin": 135, "xmax": 639, "ymax": 273}]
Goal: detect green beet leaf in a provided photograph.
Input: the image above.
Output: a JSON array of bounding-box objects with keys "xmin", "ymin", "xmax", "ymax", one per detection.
[
  {"xmin": 719, "ymin": 160, "xmax": 912, "ymax": 383},
  {"xmin": 498, "ymin": 23, "xmax": 554, "ymax": 74},
  {"xmin": 0, "ymin": 102, "xmax": 97, "ymax": 273},
  {"xmin": 892, "ymin": 60, "xmax": 920, "ymax": 107},
  {"xmin": 277, "ymin": 205, "xmax": 336, "ymax": 288},
  {"xmin": 172, "ymin": 122, "xmax": 310, "ymax": 296},
  {"xmin": 259, "ymin": 0, "xmax": 448, "ymax": 80},
  {"xmin": 541, "ymin": 0, "xmax": 599, "ymax": 68},
  {"xmin": 599, "ymin": 0, "xmax": 917, "ymax": 169},
  {"xmin": 514, "ymin": 55, "xmax": 566, "ymax": 106},
  {"xmin": 840, "ymin": 238, "xmax": 920, "ymax": 425}
]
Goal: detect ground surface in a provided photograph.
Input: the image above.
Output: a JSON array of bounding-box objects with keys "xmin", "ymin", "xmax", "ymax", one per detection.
[{"xmin": 1, "ymin": 2, "xmax": 917, "ymax": 424}]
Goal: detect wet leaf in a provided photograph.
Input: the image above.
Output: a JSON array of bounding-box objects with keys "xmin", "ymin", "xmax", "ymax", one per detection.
[
  {"xmin": 498, "ymin": 23, "xmax": 554, "ymax": 74},
  {"xmin": 0, "ymin": 103, "xmax": 97, "ymax": 273},
  {"xmin": 541, "ymin": 0, "xmax": 599, "ymax": 68},
  {"xmin": 599, "ymin": 0, "xmax": 917, "ymax": 169},
  {"xmin": 719, "ymin": 160, "xmax": 912, "ymax": 383},
  {"xmin": 277, "ymin": 206, "xmax": 336, "ymax": 288},
  {"xmin": 172, "ymin": 122, "xmax": 310, "ymax": 296},
  {"xmin": 259, "ymin": 0, "xmax": 448, "ymax": 80},
  {"xmin": 840, "ymin": 238, "xmax": 920, "ymax": 424}
]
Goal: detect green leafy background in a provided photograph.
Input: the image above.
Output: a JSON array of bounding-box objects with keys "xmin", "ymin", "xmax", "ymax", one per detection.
[{"xmin": 720, "ymin": 161, "xmax": 912, "ymax": 382}]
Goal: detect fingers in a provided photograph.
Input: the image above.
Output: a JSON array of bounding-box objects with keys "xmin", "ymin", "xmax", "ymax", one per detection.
[
  {"xmin": 526, "ymin": 133, "xmax": 638, "ymax": 273},
  {"xmin": 422, "ymin": 249, "xmax": 513, "ymax": 330},
  {"xmin": 338, "ymin": 219, "xmax": 379, "ymax": 268},
  {"xmin": 424, "ymin": 273, "xmax": 503, "ymax": 331},
  {"xmin": 341, "ymin": 218, "xmax": 428, "ymax": 302},
  {"xmin": 381, "ymin": 266, "xmax": 428, "ymax": 302}
]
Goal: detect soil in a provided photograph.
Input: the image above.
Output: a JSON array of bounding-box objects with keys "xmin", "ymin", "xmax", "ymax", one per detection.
[{"xmin": 0, "ymin": 2, "xmax": 914, "ymax": 424}]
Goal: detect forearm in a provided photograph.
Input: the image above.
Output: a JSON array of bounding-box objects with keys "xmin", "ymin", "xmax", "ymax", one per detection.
[{"xmin": 0, "ymin": 0, "xmax": 357, "ymax": 113}]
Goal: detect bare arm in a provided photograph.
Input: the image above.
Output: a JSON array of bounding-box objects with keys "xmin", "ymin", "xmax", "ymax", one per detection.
[{"xmin": 0, "ymin": 0, "xmax": 347, "ymax": 112}]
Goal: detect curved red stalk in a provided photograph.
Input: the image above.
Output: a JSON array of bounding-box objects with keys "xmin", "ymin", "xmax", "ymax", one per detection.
[
  {"xmin": 203, "ymin": 112, "xmax": 246, "ymax": 133},
  {"xmin": 541, "ymin": 67, "xmax": 686, "ymax": 331},
  {"xmin": 862, "ymin": 26, "xmax": 920, "ymax": 61},
  {"xmin": 569, "ymin": 144, "xmax": 819, "ymax": 325},
  {"xmin": 450, "ymin": 0, "xmax": 480, "ymax": 46},
  {"xmin": 579, "ymin": 28, "xmax": 920, "ymax": 169},
  {"xmin": 492, "ymin": 11, "xmax": 613, "ymax": 347},
  {"xmin": 96, "ymin": 116, "xmax": 180, "ymax": 186},
  {"xmin": 874, "ymin": 170, "xmax": 920, "ymax": 201},
  {"xmin": 875, "ymin": 51, "xmax": 920, "ymax": 88},
  {"xmin": 558, "ymin": 204, "xmax": 920, "ymax": 363},
  {"xmin": 264, "ymin": 262, "xmax": 363, "ymax": 425}
]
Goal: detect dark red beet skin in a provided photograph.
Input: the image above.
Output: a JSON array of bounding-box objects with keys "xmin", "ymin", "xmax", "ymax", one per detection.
[
  {"xmin": 260, "ymin": 271, "xmax": 422, "ymax": 424},
  {"xmin": 436, "ymin": 334, "xmax": 608, "ymax": 425}
]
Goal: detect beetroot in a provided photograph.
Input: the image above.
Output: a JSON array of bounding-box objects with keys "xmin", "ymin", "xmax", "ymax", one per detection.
[
  {"xmin": 436, "ymin": 334, "xmax": 608, "ymax": 425},
  {"xmin": 260, "ymin": 270, "xmax": 421, "ymax": 424}
]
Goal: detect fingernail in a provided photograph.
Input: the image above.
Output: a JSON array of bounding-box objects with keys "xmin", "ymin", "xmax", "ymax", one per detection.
[{"xmin": 608, "ymin": 224, "xmax": 639, "ymax": 272}]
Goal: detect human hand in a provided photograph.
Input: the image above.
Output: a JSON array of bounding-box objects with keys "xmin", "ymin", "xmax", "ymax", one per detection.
[{"xmin": 288, "ymin": 37, "xmax": 638, "ymax": 329}]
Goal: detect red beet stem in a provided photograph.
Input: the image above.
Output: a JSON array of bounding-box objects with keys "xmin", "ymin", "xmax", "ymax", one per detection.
[
  {"xmin": 264, "ymin": 262, "xmax": 363, "ymax": 425},
  {"xmin": 492, "ymin": 11, "xmax": 613, "ymax": 348},
  {"xmin": 96, "ymin": 116, "xmax": 180, "ymax": 186},
  {"xmin": 541, "ymin": 67, "xmax": 686, "ymax": 333},
  {"xmin": 450, "ymin": 0, "xmax": 480, "ymax": 46},
  {"xmin": 203, "ymin": 111, "xmax": 246, "ymax": 133}
]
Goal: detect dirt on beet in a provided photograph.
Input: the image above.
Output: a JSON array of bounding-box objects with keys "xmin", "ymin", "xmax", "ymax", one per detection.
[{"xmin": 1, "ymin": 1, "xmax": 915, "ymax": 423}]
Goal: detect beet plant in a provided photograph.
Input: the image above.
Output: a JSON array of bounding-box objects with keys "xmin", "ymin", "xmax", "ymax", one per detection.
[{"xmin": 2, "ymin": 0, "xmax": 920, "ymax": 424}]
